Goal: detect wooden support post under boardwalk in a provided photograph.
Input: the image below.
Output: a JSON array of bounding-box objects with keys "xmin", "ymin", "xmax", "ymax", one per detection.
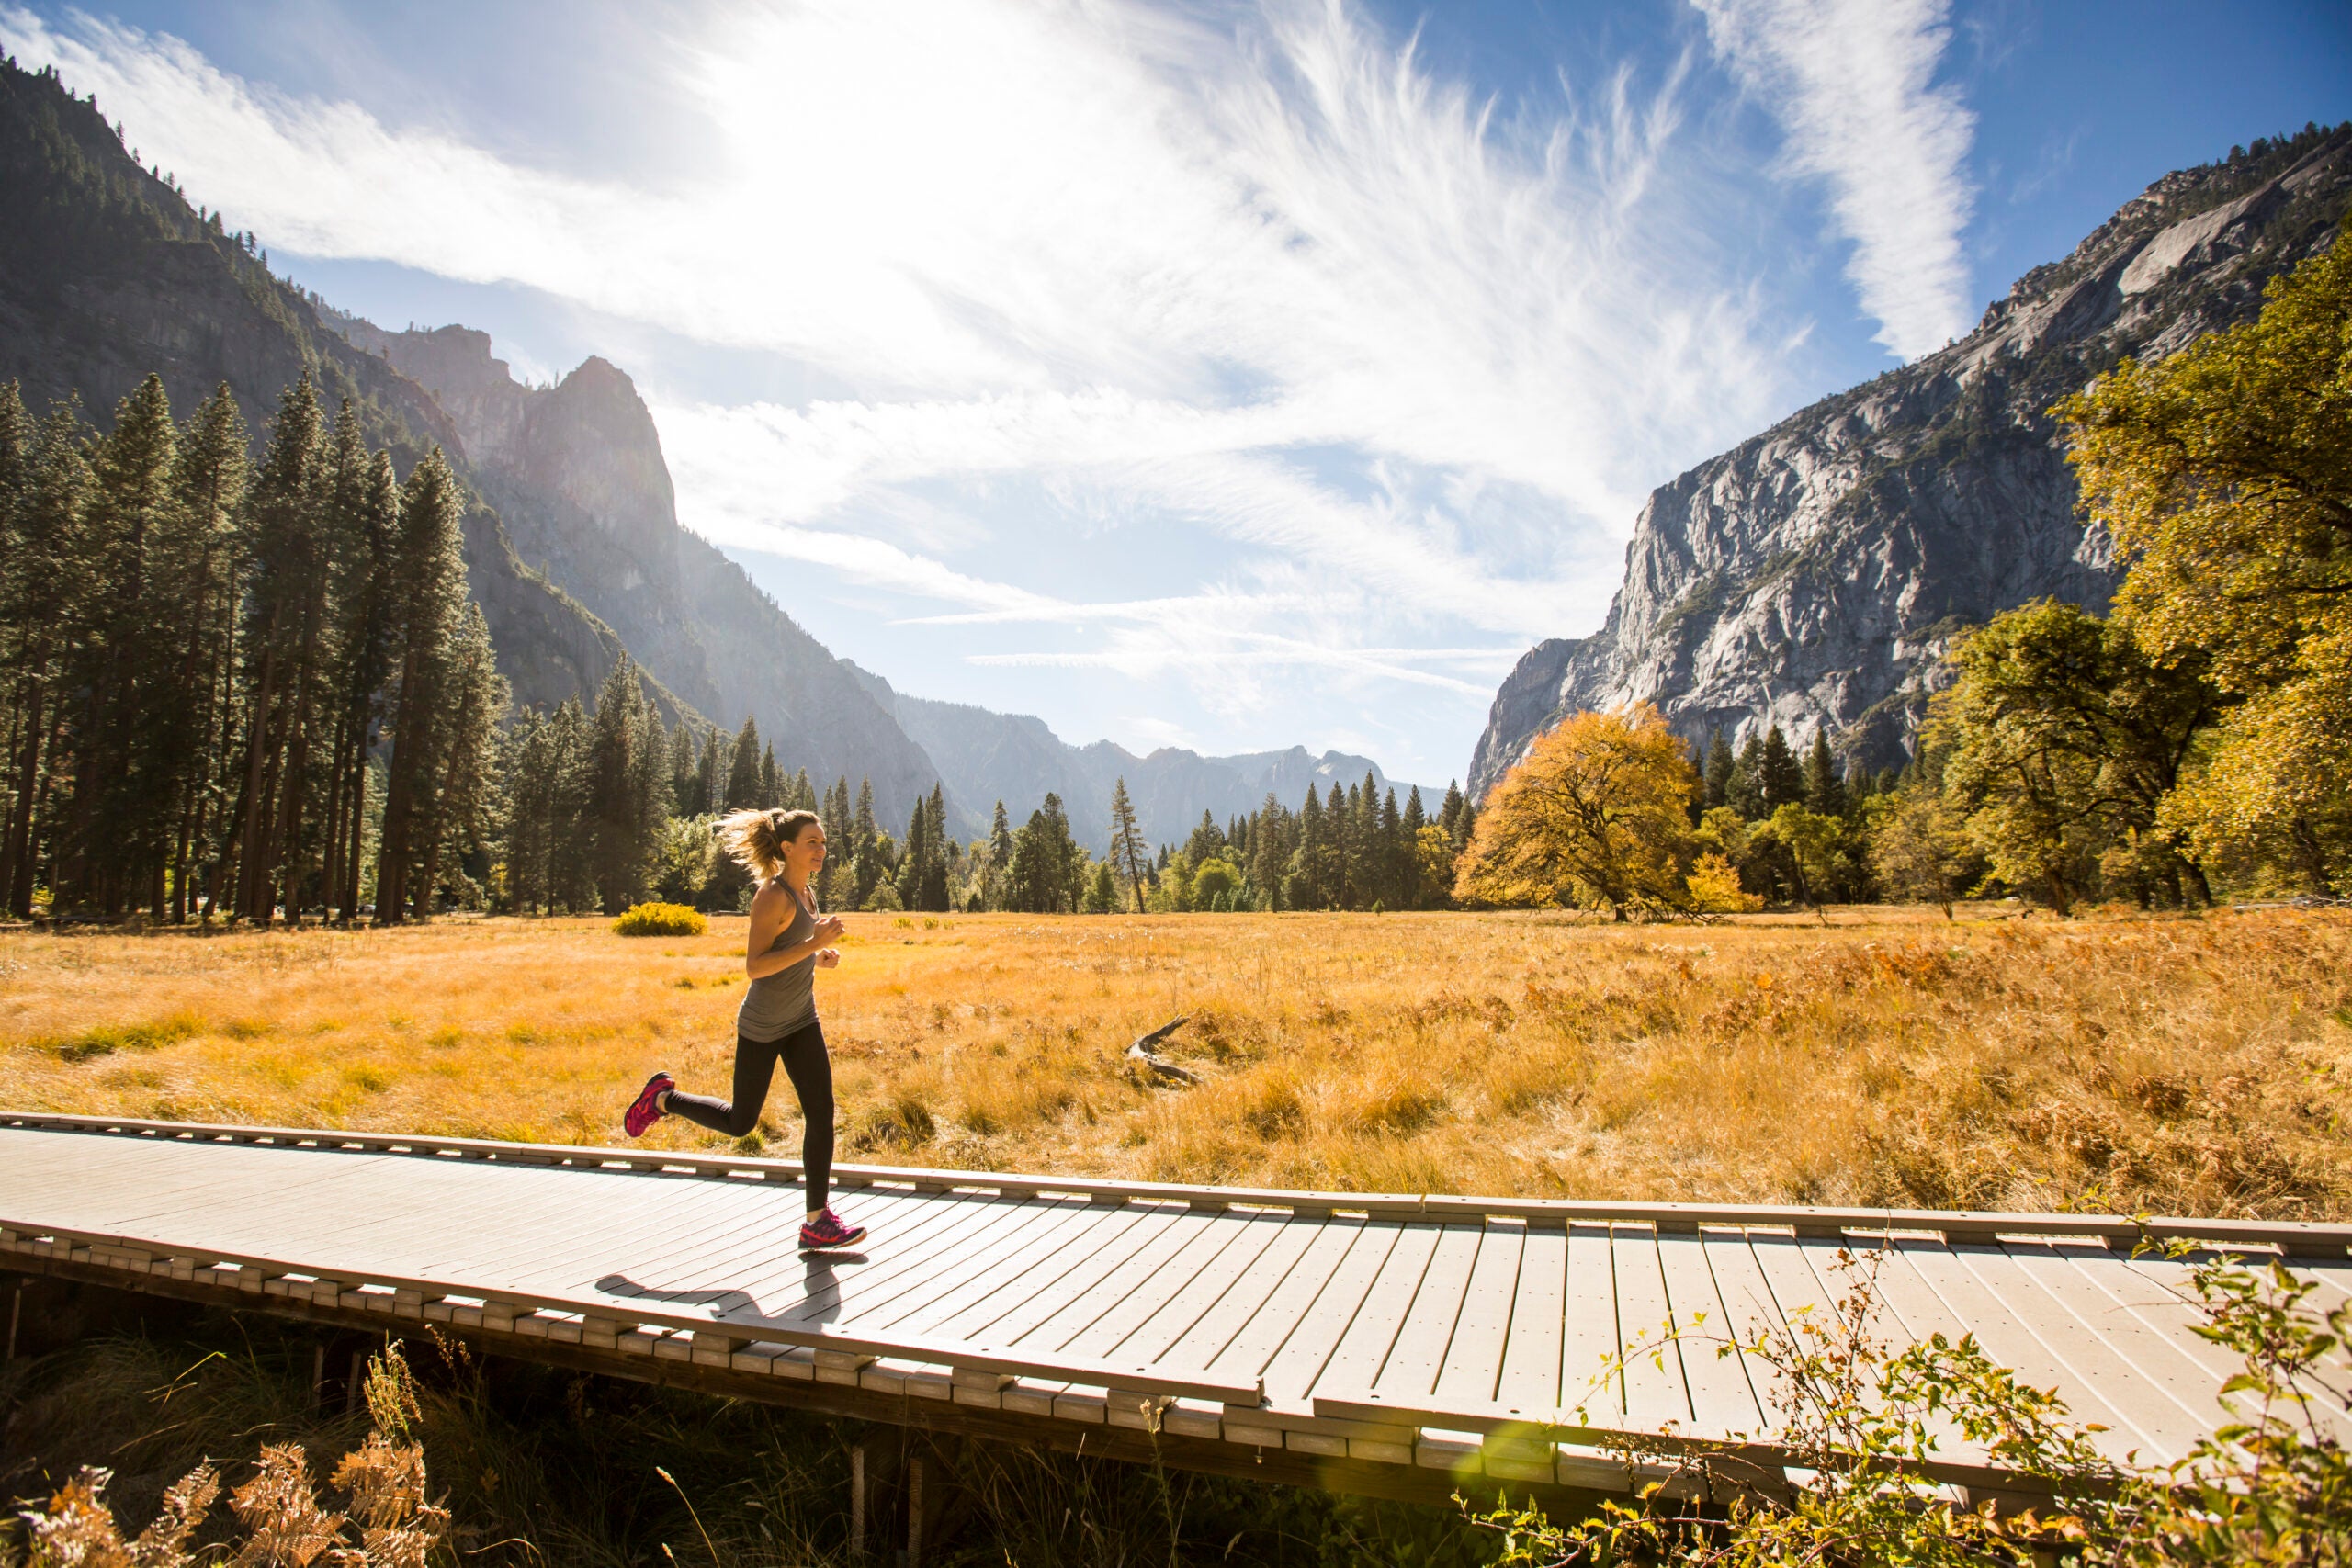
[
  {"xmin": 906, "ymin": 1453, "xmax": 924, "ymax": 1568},
  {"xmin": 848, "ymin": 1442, "xmax": 865, "ymax": 1559},
  {"xmin": 4, "ymin": 1282, "xmax": 17, "ymax": 1364}
]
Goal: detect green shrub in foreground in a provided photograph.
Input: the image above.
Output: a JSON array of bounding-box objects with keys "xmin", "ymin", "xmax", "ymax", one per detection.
[{"xmin": 612, "ymin": 902, "xmax": 707, "ymax": 937}]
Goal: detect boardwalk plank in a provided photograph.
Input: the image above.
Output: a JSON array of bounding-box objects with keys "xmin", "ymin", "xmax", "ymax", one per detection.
[
  {"xmin": 1656, "ymin": 1231, "xmax": 1763, "ymax": 1440},
  {"xmin": 1159, "ymin": 1211, "xmax": 1337, "ymax": 1375},
  {"xmin": 925, "ymin": 1204, "xmax": 1159, "ymax": 1348},
  {"xmin": 1201, "ymin": 1217, "xmax": 1372, "ymax": 1390},
  {"xmin": 1059, "ymin": 1210, "xmax": 1270, "ymax": 1363},
  {"xmin": 1557, "ymin": 1224, "xmax": 1621, "ymax": 1421},
  {"xmin": 1611, "ymin": 1227, "xmax": 1693, "ymax": 1437},
  {"xmin": 1090, "ymin": 1210, "xmax": 1295, "ymax": 1370},
  {"xmin": 1432, "ymin": 1221, "xmax": 1527, "ymax": 1409},
  {"xmin": 1255, "ymin": 1221, "xmax": 1407, "ymax": 1408},
  {"xmin": 1490, "ymin": 1224, "xmax": 1566, "ymax": 1417},
  {"xmin": 876, "ymin": 1198, "xmax": 1141, "ymax": 1343},
  {"xmin": 1893, "ymin": 1240, "xmax": 2150, "ymax": 1465},
  {"xmin": 1373, "ymin": 1222, "xmax": 1493, "ymax": 1406},
  {"xmin": 1317, "ymin": 1224, "xmax": 1445, "ymax": 1403}
]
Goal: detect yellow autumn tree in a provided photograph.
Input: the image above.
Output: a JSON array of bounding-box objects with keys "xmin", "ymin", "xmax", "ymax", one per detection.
[
  {"xmin": 1454, "ymin": 704, "xmax": 1696, "ymax": 919},
  {"xmin": 2059, "ymin": 232, "xmax": 2352, "ymax": 892}
]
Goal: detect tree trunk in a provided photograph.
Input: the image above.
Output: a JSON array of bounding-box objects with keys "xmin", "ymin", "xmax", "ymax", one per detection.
[
  {"xmin": 232, "ymin": 640, "xmax": 279, "ymax": 922},
  {"xmin": 3, "ymin": 671, "xmax": 48, "ymax": 919}
]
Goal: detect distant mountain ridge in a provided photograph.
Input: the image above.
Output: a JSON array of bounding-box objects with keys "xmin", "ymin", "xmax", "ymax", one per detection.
[
  {"xmin": 1468, "ymin": 125, "xmax": 2352, "ymax": 799},
  {"xmin": 846, "ymin": 663, "xmax": 1436, "ymax": 850}
]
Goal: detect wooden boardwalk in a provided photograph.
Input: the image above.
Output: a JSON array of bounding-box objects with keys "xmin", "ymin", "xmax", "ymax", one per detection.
[{"xmin": 6, "ymin": 1111, "xmax": 2348, "ymax": 1502}]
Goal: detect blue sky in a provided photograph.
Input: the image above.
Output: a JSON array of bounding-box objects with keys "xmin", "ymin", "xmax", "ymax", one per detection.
[{"xmin": 6, "ymin": 1, "xmax": 2346, "ymax": 790}]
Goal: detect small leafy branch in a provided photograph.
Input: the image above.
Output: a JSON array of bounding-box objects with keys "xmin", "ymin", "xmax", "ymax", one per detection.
[
  {"xmin": 1466, "ymin": 1242, "xmax": 2351, "ymax": 1565},
  {"xmin": 19, "ymin": 1340, "xmax": 451, "ymax": 1567}
]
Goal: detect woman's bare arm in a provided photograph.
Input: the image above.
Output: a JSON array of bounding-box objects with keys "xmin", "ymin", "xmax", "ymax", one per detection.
[{"xmin": 745, "ymin": 882, "xmax": 846, "ymax": 978}]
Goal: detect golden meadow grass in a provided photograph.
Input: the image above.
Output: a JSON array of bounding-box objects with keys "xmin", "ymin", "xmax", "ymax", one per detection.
[{"xmin": 4, "ymin": 908, "xmax": 2349, "ymax": 1219}]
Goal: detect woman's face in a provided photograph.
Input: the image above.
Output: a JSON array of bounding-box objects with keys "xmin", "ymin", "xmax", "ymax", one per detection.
[{"xmin": 783, "ymin": 821, "xmax": 827, "ymax": 879}]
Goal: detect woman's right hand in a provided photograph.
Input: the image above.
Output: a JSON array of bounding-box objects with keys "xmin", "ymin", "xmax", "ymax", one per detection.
[{"xmin": 815, "ymin": 914, "xmax": 846, "ymax": 942}]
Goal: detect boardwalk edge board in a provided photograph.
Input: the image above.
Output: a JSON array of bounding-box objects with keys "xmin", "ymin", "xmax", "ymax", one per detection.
[{"xmin": 8, "ymin": 1111, "xmax": 2346, "ymax": 1256}]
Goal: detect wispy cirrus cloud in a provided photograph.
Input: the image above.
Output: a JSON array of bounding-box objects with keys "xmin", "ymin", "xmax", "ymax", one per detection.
[{"xmin": 1694, "ymin": 0, "xmax": 1976, "ymax": 358}]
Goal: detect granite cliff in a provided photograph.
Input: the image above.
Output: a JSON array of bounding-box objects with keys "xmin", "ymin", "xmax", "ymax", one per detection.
[{"xmin": 1468, "ymin": 126, "xmax": 2352, "ymax": 799}]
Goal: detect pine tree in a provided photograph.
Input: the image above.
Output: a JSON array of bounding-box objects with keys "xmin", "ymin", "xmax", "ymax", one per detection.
[
  {"xmin": 691, "ymin": 727, "xmax": 724, "ymax": 816},
  {"xmin": 1728, "ymin": 734, "xmax": 1767, "ymax": 819},
  {"xmin": 816, "ymin": 776, "xmax": 852, "ymax": 908},
  {"xmin": 225, "ymin": 375, "xmax": 328, "ymax": 922},
  {"xmin": 317, "ymin": 423, "xmax": 398, "ymax": 923},
  {"xmin": 586, "ymin": 657, "xmax": 651, "ymax": 913},
  {"xmin": 1287, "ymin": 785, "xmax": 1329, "ymax": 909},
  {"xmin": 665, "ymin": 721, "xmax": 697, "ymax": 818},
  {"xmin": 851, "ymin": 778, "xmax": 878, "ymax": 906},
  {"xmin": 920, "ymin": 782, "xmax": 950, "ymax": 910},
  {"xmin": 758, "ymin": 743, "xmax": 781, "ymax": 810},
  {"xmin": 1400, "ymin": 786, "xmax": 1428, "ymax": 908},
  {"xmin": 723, "ymin": 716, "xmax": 762, "ymax": 810},
  {"xmin": 1108, "ymin": 777, "xmax": 1148, "ymax": 912},
  {"xmin": 71, "ymin": 374, "xmax": 181, "ymax": 914},
  {"xmin": 419, "ymin": 603, "xmax": 508, "ymax": 912},
  {"xmin": 1804, "ymin": 728, "xmax": 1847, "ymax": 818},
  {"xmin": 1758, "ymin": 726, "xmax": 1806, "ymax": 812},
  {"xmin": 1183, "ymin": 808, "xmax": 1225, "ymax": 865},
  {"xmin": 1704, "ymin": 730, "xmax": 1735, "ymax": 810},
  {"xmin": 169, "ymin": 389, "xmax": 249, "ymax": 921},
  {"xmin": 544, "ymin": 698, "xmax": 594, "ymax": 911},
  {"xmin": 375, "ymin": 447, "xmax": 466, "ymax": 923},
  {"xmin": 1377, "ymin": 787, "xmax": 1402, "ymax": 910},
  {"xmin": 503, "ymin": 707, "xmax": 555, "ymax": 912}
]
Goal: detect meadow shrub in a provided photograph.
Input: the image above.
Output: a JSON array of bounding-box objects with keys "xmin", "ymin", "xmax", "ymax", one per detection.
[{"xmin": 610, "ymin": 902, "xmax": 707, "ymax": 937}]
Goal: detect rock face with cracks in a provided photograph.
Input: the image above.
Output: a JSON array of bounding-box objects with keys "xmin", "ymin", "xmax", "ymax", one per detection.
[{"xmin": 1469, "ymin": 129, "xmax": 2352, "ymax": 797}]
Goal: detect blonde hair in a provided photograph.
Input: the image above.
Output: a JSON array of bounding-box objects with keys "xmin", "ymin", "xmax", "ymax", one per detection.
[{"xmin": 717, "ymin": 807, "xmax": 820, "ymax": 881}]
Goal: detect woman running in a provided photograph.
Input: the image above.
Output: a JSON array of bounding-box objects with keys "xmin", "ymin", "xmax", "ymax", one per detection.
[{"xmin": 622, "ymin": 807, "xmax": 866, "ymax": 1251}]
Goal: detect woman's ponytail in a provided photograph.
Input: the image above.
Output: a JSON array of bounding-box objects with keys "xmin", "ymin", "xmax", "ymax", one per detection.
[{"xmin": 717, "ymin": 807, "xmax": 820, "ymax": 880}]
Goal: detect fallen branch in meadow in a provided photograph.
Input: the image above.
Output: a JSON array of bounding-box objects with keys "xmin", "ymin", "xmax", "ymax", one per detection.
[{"xmin": 1125, "ymin": 1016, "xmax": 1198, "ymax": 1085}]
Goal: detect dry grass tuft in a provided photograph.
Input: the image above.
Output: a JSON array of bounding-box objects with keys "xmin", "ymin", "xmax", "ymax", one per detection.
[{"xmin": 6, "ymin": 908, "xmax": 2350, "ymax": 1216}]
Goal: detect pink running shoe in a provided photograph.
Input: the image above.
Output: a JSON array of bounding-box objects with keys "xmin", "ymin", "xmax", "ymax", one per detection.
[
  {"xmin": 799, "ymin": 1207, "xmax": 866, "ymax": 1251},
  {"xmin": 624, "ymin": 1071, "xmax": 673, "ymax": 1138}
]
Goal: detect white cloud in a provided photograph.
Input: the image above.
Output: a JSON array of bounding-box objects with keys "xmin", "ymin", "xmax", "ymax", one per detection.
[
  {"xmin": 0, "ymin": 0, "xmax": 1833, "ymax": 769},
  {"xmin": 1695, "ymin": 0, "xmax": 1976, "ymax": 357}
]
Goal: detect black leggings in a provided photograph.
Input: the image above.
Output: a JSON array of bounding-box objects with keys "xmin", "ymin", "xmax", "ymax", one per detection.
[{"xmin": 665, "ymin": 1021, "xmax": 835, "ymax": 1211}]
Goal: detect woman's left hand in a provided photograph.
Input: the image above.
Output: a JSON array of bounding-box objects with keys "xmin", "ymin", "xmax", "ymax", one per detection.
[{"xmin": 815, "ymin": 948, "xmax": 841, "ymax": 969}]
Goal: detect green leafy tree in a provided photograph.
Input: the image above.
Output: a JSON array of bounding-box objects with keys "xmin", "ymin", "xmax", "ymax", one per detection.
[
  {"xmin": 2062, "ymin": 232, "xmax": 2352, "ymax": 893},
  {"xmin": 1933, "ymin": 600, "xmax": 2221, "ymax": 912}
]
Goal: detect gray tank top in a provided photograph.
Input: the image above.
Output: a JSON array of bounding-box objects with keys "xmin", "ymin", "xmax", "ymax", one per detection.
[{"xmin": 737, "ymin": 882, "xmax": 819, "ymax": 1042}]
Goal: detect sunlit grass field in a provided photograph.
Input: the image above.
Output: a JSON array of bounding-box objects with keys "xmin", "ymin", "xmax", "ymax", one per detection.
[{"xmin": 5, "ymin": 907, "xmax": 2348, "ymax": 1220}]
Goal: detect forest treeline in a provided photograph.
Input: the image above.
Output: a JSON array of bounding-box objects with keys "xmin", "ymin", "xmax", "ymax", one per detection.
[
  {"xmin": 0, "ymin": 372, "xmax": 501, "ymax": 925},
  {"xmin": 496, "ymin": 674, "xmax": 1482, "ymax": 916},
  {"xmin": 1463, "ymin": 230, "xmax": 2352, "ymax": 919}
]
